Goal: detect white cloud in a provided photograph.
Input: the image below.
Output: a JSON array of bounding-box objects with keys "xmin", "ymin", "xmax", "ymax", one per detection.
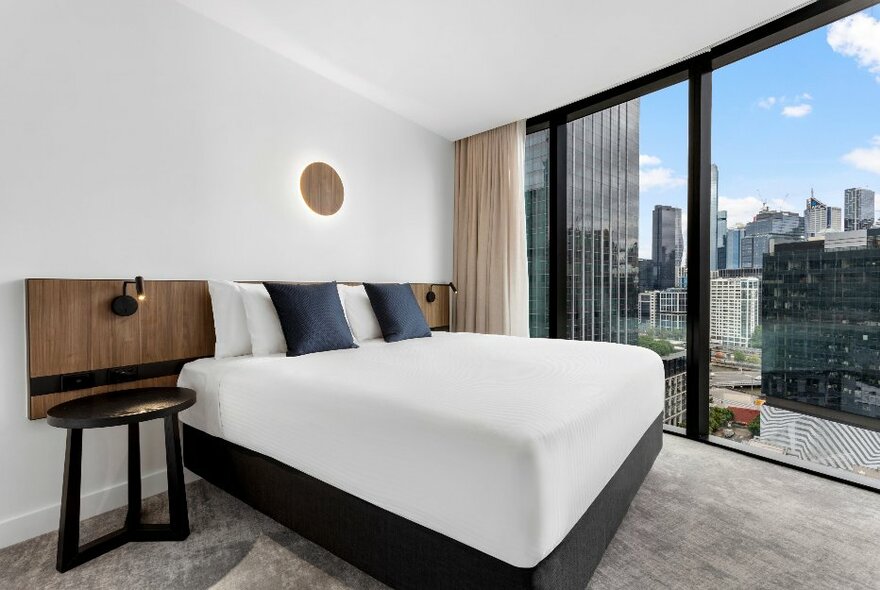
[
  {"xmin": 781, "ymin": 103, "xmax": 812, "ymax": 118},
  {"xmin": 640, "ymin": 167, "xmax": 687, "ymax": 192},
  {"xmin": 842, "ymin": 136, "xmax": 880, "ymax": 174},
  {"xmin": 828, "ymin": 12, "xmax": 880, "ymax": 82},
  {"xmin": 639, "ymin": 154, "xmax": 662, "ymax": 167},
  {"xmin": 719, "ymin": 196, "xmax": 798, "ymax": 226},
  {"xmin": 757, "ymin": 96, "xmax": 777, "ymax": 109},
  {"xmin": 756, "ymin": 93, "xmax": 813, "ymax": 116},
  {"xmin": 639, "ymin": 155, "xmax": 686, "ymax": 191}
]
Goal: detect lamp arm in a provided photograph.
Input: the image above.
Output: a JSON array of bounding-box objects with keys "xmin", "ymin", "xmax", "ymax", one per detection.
[{"xmin": 425, "ymin": 282, "xmax": 457, "ymax": 303}]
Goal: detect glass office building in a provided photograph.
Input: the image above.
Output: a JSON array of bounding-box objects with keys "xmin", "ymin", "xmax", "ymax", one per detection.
[
  {"xmin": 652, "ymin": 205, "xmax": 683, "ymax": 290},
  {"xmin": 525, "ymin": 129, "xmax": 550, "ymax": 338},
  {"xmin": 740, "ymin": 208, "xmax": 804, "ymax": 269},
  {"xmin": 726, "ymin": 226, "xmax": 744, "ymax": 270},
  {"xmin": 844, "ymin": 188, "xmax": 876, "ymax": 231},
  {"xmin": 566, "ymin": 100, "xmax": 640, "ymax": 344},
  {"xmin": 762, "ymin": 229, "xmax": 880, "ymax": 419}
]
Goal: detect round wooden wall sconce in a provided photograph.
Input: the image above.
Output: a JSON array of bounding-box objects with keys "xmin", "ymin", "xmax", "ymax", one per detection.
[{"xmin": 300, "ymin": 162, "xmax": 344, "ymax": 216}]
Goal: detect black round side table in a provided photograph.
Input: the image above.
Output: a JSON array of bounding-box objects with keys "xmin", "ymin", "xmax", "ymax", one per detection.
[{"xmin": 46, "ymin": 387, "xmax": 196, "ymax": 573}]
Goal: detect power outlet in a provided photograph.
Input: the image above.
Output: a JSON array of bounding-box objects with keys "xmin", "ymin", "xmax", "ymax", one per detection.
[
  {"xmin": 108, "ymin": 366, "xmax": 139, "ymax": 384},
  {"xmin": 61, "ymin": 371, "xmax": 96, "ymax": 392}
]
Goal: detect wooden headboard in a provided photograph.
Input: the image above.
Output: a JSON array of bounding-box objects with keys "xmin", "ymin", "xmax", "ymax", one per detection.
[{"xmin": 25, "ymin": 279, "xmax": 450, "ymax": 419}]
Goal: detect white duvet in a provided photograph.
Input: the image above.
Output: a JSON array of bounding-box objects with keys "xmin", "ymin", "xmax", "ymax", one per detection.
[{"xmin": 178, "ymin": 332, "xmax": 664, "ymax": 568}]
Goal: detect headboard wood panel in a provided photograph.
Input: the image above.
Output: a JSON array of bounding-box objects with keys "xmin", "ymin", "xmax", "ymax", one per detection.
[{"xmin": 26, "ymin": 279, "xmax": 450, "ymax": 419}]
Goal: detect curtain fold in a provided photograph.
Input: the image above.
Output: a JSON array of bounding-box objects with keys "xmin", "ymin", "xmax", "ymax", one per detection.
[{"xmin": 452, "ymin": 120, "xmax": 528, "ymax": 337}]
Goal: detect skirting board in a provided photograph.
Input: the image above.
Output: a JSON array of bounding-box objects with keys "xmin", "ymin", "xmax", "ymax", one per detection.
[{"xmin": 0, "ymin": 468, "xmax": 199, "ymax": 551}]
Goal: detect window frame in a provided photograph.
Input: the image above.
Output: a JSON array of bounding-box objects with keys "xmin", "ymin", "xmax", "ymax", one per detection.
[{"xmin": 524, "ymin": 0, "xmax": 880, "ymax": 490}]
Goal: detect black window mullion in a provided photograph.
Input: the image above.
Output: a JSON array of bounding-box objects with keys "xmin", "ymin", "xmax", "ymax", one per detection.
[
  {"xmin": 686, "ymin": 61, "xmax": 712, "ymax": 439},
  {"xmin": 548, "ymin": 115, "xmax": 568, "ymax": 339}
]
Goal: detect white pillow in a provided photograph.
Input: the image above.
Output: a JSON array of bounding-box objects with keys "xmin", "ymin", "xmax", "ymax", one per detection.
[
  {"xmin": 336, "ymin": 284, "xmax": 358, "ymax": 344},
  {"xmin": 207, "ymin": 280, "xmax": 252, "ymax": 358},
  {"xmin": 238, "ymin": 282, "xmax": 287, "ymax": 356},
  {"xmin": 338, "ymin": 284, "xmax": 383, "ymax": 341}
]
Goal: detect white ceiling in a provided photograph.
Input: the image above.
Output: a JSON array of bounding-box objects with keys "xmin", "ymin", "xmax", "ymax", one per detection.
[{"xmin": 175, "ymin": 0, "xmax": 812, "ymax": 140}]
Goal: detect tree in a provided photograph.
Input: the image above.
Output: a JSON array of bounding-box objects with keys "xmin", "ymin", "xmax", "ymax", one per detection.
[
  {"xmin": 747, "ymin": 414, "xmax": 760, "ymax": 436},
  {"xmin": 733, "ymin": 350, "xmax": 747, "ymax": 363},
  {"xmin": 638, "ymin": 336, "xmax": 675, "ymax": 356},
  {"xmin": 709, "ymin": 406, "xmax": 735, "ymax": 433},
  {"xmin": 749, "ymin": 325, "xmax": 763, "ymax": 349}
]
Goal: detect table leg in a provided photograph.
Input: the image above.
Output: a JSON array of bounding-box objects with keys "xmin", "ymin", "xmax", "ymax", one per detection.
[
  {"xmin": 164, "ymin": 413, "xmax": 189, "ymax": 539},
  {"xmin": 126, "ymin": 423, "xmax": 141, "ymax": 529},
  {"xmin": 56, "ymin": 428, "xmax": 82, "ymax": 573}
]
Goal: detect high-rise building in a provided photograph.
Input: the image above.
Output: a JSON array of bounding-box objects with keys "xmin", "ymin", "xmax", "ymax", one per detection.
[
  {"xmin": 740, "ymin": 207, "xmax": 804, "ymax": 269},
  {"xmin": 652, "ymin": 205, "xmax": 683, "ymax": 290},
  {"xmin": 717, "ymin": 210, "xmax": 728, "ymax": 269},
  {"xmin": 637, "ymin": 289, "xmax": 687, "ymax": 428},
  {"xmin": 639, "ymin": 288, "xmax": 687, "ymax": 335},
  {"xmin": 638, "ymin": 258, "xmax": 655, "ymax": 291},
  {"xmin": 525, "ymin": 129, "xmax": 550, "ymax": 337},
  {"xmin": 763, "ymin": 229, "xmax": 880, "ymax": 419},
  {"xmin": 829, "ymin": 206, "xmax": 842, "ymax": 233},
  {"xmin": 710, "ymin": 275, "xmax": 760, "ymax": 349},
  {"xmin": 804, "ymin": 195, "xmax": 842, "ymax": 237},
  {"xmin": 566, "ymin": 100, "xmax": 640, "ymax": 344},
  {"xmin": 710, "ymin": 164, "xmax": 719, "ymax": 271},
  {"xmin": 844, "ymin": 188, "xmax": 875, "ymax": 231},
  {"xmin": 761, "ymin": 228, "xmax": 880, "ymax": 418},
  {"xmin": 726, "ymin": 226, "xmax": 745, "ymax": 270}
]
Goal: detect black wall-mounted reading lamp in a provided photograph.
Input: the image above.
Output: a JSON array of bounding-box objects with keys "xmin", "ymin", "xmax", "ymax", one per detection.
[
  {"xmin": 425, "ymin": 282, "xmax": 457, "ymax": 303},
  {"xmin": 111, "ymin": 276, "xmax": 146, "ymax": 316}
]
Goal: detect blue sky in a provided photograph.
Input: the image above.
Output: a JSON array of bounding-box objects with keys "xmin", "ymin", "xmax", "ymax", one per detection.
[{"xmin": 636, "ymin": 7, "xmax": 880, "ymax": 258}]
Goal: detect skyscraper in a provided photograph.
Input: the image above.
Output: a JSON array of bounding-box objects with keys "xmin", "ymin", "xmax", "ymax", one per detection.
[
  {"xmin": 726, "ymin": 226, "xmax": 745, "ymax": 269},
  {"xmin": 829, "ymin": 206, "xmax": 842, "ymax": 233},
  {"xmin": 638, "ymin": 258, "xmax": 655, "ymax": 291},
  {"xmin": 652, "ymin": 205, "xmax": 683, "ymax": 290},
  {"xmin": 740, "ymin": 207, "xmax": 804, "ymax": 269},
  {"xmin": 716, "ymin": 210, "xmax": 728, "ymax": 269},
  {"xmin": 763, "ymin": 229, "xmax": 880, "ymax": 419},
  {"xmin": 710, "ymin": 164, "xmax": 719, "ymax": 271},
  {"xmin": 710, "ymin": 276, "xmax": 760, "ymax": 349},
  {"xmin": 566, "ymin": 100, "xmax": 640, "ymax": 344},
  {"xmin": 844, "ymin": 188, "xmax": 876, "ymax": 231},
  {"xmin": 804, "ymin": 195, "xmax": 842, "ymax": 237}
]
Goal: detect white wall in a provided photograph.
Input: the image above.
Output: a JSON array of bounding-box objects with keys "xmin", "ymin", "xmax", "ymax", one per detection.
[{"xmin": 0, "ymin": 0, "xmax": 453, "ymax": 548}]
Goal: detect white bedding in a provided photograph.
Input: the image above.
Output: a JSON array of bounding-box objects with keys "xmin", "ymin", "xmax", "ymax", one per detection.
[{"xmin": 178, "ymin": 332, "xmax": 663, "ymax": 568}]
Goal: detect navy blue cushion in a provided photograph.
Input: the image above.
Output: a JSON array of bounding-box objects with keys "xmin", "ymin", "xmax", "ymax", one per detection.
[
  {"xmin": 264, "ymin": 282, "xmax": 357, "ymax": 357},
  {"xmin": 363, "ymin": 283, "xmax": 432, "ymax": 342}
]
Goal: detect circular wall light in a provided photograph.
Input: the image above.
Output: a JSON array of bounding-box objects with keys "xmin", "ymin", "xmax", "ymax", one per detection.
[{"xmin": 300, "ymin": 162, "xmax": 344, "ymax": 216}]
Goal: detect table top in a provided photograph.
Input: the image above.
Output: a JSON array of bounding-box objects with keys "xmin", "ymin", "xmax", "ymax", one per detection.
[{"xmin": 46, "ymin": 387, "xmax": 196, "ymax": 429}]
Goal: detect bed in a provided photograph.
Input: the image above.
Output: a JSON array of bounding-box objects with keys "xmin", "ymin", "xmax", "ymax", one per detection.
[{"xmin": 179, "ymin": 332, "xmax": 664, "ymax": 589}]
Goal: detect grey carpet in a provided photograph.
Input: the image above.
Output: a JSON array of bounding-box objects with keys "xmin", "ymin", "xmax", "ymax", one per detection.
[{"xmin": 1, "ymin": 434, "xmax": 879, "ymax": 590}]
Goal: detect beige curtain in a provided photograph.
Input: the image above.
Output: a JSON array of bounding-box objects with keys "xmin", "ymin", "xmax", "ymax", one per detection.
[{"xmin": 452, "ymin": 120, "xmax": 529, "ymax": 336}]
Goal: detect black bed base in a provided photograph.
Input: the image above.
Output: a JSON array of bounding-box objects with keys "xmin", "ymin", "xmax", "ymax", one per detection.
[{"xmin": 183, "ymin": 414, "xmax": 662, "ymax": 590}]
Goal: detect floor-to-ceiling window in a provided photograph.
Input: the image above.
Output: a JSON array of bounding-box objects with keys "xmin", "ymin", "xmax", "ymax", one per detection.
[
  {"xmin": 525, "ymin": 0, "xmax": 880, "ymax": 489},
  {"xmin": 527, "ymin": 82, "xmax": 690, "ymax": 429},
  {"xmin": 525, "ymin": 130, "xmax": 550, "ymax": 338},
  {"xmin": 708, "ymin": 6, "xmax": 880, "ymax": 487}
]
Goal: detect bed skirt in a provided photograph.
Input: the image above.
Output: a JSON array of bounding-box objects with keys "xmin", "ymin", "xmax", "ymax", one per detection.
[{"xmin": 183, "ymin": 412, "xmax": 662, "ymax": 590}]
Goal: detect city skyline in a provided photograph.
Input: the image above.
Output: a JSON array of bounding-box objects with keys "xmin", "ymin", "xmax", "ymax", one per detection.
[{"xmin": 636, "ymin": 8, "xmax": 880, "ymax": 259}]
